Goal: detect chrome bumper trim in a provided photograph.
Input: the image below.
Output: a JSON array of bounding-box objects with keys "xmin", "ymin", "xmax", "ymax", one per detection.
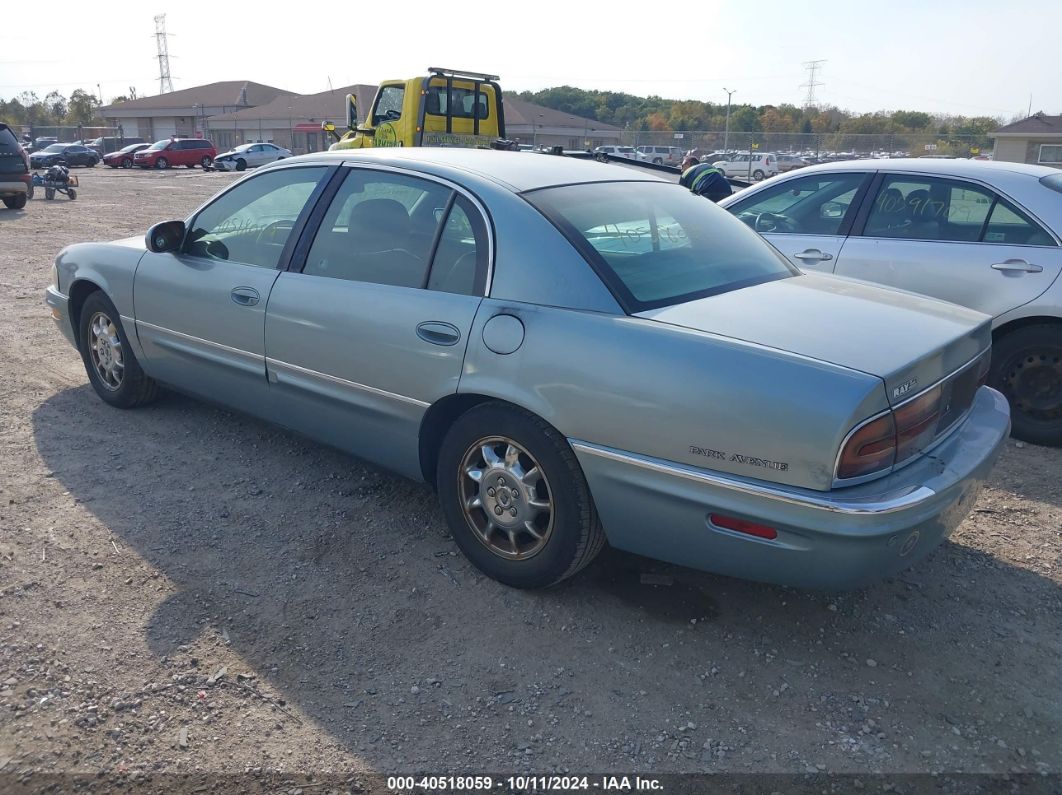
[{"xmin": 570, "ymin": 440, "xmax": 936, "ymax": 516}]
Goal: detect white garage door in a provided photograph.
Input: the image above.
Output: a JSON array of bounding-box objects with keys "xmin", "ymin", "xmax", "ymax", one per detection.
[{"xmin": 152, "ymin": 120, "xmax": 177, "ymax": 141}]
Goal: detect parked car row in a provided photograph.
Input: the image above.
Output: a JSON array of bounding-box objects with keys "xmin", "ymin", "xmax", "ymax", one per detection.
[{"xmin": 46, "ymin": 149, "xmax": 1012, "ymax": 593}]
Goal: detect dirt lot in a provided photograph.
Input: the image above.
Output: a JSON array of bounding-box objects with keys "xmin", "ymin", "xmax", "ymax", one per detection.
[{"xmin": 0, "ymin": 167, "xmax": 1060, "ymax": 786}]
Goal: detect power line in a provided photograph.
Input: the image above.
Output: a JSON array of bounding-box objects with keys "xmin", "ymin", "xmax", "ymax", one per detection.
[
  {"xmin": 154, "ymin": 14, "xmax": 174, "ymax": 94},
  {"xmin": 801, "ymin": 60, "xmax": 826, "ymax": 109}
]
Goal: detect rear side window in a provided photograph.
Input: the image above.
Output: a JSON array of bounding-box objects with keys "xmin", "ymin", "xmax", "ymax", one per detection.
[
  {"xmin": 428, "ymin": 195, "xmax": 489, "ymax": 296},
  {"xmin": 425, "ymin": 86, "xmax": 490, "ymax": 119},
  {"xmin": 527, "ymin": 181, "xmax": 796, "ymax": 312}
]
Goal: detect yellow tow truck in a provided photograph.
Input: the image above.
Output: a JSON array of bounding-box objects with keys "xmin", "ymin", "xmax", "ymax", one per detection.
[{"xmin": 324, "ymin": 67, "xmax": 509, "ymax": 150}]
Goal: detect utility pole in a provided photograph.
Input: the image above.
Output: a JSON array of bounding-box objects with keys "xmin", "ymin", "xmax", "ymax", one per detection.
[
  {"xmin": 154, "ymin": 14, "xmax": 174, "ymax": 94},
  {"xmin": 801, "ymin": 60, "xmax": 826, "ymax": 109},
  {"xmin": 723, "ymin": 88, "xmax": 736, "ymax": 154}
]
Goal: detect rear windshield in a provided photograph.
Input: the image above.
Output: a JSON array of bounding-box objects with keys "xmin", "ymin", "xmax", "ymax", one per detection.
[{"xmin": 526, "ymin": 181, "xmax": 796, "ymax": 312}]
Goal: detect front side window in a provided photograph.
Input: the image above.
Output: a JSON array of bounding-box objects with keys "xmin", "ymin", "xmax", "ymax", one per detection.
[
  {"xmin": 371, "ymin": 85, "xmax": 405, "ymax": 126},
  {"xmin": 184, "ymin": 167, "xmax": 328, "ymax": 268},
  {"xmin": 527, "ymin": 181, "xmax": 795, "ymax": 312},
  {"xmin": 863, "ymin": 175, "xmax": 994, "ymax": 242},
  {"xmin": 729, "ymin": 173, "xmax": 866, "ymax": 235},
  {"xmin": 302, "ymin": 169, "xmax": 450, "ymax": 288}
]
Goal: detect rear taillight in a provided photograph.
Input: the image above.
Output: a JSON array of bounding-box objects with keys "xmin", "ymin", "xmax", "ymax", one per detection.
[
  {"xmin": 837, "ymin": 412, "xmax": 896, "ymax": 480},
  {"xmin": 894, "ymin": 385, "xmax": 942, "ymax": 462}
]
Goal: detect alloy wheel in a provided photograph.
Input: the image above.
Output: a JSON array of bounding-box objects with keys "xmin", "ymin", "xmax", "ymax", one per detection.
[
  {"xmin": 458, "ymin": 436, "xmax": 554, "ymax": 560},
  {"xmin": 88, "ymin": 311, "xmax": 124, "ymax": 390}
]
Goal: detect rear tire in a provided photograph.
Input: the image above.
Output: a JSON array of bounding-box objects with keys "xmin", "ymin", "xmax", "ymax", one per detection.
[
  {"xmin": 3, "ymin": 194, "xmax": 27, "ymax": 209},
  {"xmin": 437, "ymin": 402, "xmax": 605, "ymax": 588},
  {"xmin": 989, "ymin": 325, "xmax": 1062, "ymax": 446},
  {"xmin": 200, "ymin": 156, "xmax": 212, "ymax": 168},
  {"xmin": 78, "ymin": 291, "xmax": 160, "ymax": 409},
  {"xmin": 67, "ymin": 188, "xmax": 76, "ymax": 201}
]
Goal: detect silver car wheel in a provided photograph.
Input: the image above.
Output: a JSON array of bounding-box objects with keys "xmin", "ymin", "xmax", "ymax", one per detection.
[
  {"xmin": 88, "ymin": 311, "xmax": 124, "ymax": 390},
  {"xmin": 459, "ymin": 435, "xmax": 554, "ymax": 560}
]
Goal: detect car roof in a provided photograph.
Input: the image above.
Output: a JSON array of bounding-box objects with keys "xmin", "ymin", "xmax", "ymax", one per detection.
[
  {"xmin": 795, "ymin": 157, "xmax": 1059, "ymax": 180},
  {"xmin": 282, "ymin": 148, "xmax": 667, "ymax": 192}
]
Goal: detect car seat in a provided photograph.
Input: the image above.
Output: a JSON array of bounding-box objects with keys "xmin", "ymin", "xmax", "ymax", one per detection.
[
  {"xmin": 866, "ymin": 187, "xmax": 906, "ymax": 236},
  {"xmin": 904, "ymin": 189, "xmax": 941, "ymax": 239}
]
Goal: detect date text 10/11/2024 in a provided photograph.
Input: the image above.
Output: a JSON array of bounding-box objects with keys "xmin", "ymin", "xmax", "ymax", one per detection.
[{"xmin": 386, "ymin": 776, "xmax": 664, "ymax": 792}]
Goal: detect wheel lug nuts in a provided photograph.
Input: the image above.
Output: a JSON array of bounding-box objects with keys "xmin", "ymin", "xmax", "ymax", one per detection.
[
  {"xmin": 487, "ymin": 488, "xmax": 495, "ymax": 497},
  {"xmin": 511, "ymin": 489, "xmax": 520, "ymax": 498},
  {"xmin": 494, "ymin": 506, "xmax": 503, "ymax": 516},
  {"xmin": 510, "ymin": 508, "xmax": 517, "ymax": 517}
]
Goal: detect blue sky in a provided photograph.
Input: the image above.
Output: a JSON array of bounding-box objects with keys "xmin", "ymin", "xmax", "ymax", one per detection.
[{"xmin": 1, "ymin": 0, "xmax": 1057, "ymax": 119}]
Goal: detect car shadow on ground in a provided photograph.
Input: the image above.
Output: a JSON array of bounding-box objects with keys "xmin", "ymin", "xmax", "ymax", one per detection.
[{"xmin": 31, "ymin": 386, "xmax": 1062, "ymax": 772}]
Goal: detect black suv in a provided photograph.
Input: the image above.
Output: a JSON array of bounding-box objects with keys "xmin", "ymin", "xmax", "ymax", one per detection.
[{"xmin": 0, "ymin": 123, "xmax": 32, "ymax": 209}]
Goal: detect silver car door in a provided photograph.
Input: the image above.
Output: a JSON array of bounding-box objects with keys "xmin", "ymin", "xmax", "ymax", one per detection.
[
  {"xmin": 835, "ymin": 173, "xmax": 1062, "ymax": 317},
  {"xmin": 725, "ymin": 171, "xmax": 871, "ymax": 272},
  {"xmin": 133, "ymin": 165, "xmax": 331, "ymax": 414},
  {"xmin": 264, "ymin": 167, "xmax": 488, "ymax": 480}
]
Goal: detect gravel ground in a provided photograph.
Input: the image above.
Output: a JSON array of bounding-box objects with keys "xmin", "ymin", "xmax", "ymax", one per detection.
[{"xmin": 0, "ymin": 167, "xmax": 1060, "ymax": 786}]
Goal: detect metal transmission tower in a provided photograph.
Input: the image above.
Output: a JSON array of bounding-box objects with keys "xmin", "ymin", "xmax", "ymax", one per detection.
[
  {"xmin": 801, "ymin": 59, "xmax": 826, "ymax": 108},
  {"xmin": 154, "ymin": 14, "xmax": 174, "ymax": 94}
]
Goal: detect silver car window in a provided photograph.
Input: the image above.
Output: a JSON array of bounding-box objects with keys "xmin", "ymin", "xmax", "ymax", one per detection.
[
  {"xmin": 526, "ymin": 181, "xmax": 796, "ymax": 312},
  {"xmin": 184, "ymin": 166, "xmax": 328, "ymax": 268},
  {"xmin": 302, "ymin": 169, "xmax": 450, "ymax": 288},
  {"xmin": 729, "ymin": 173, "xmax": 866, "ymax": 236},
  {"xmin": 863, "ymin": 175, "xmax": 995, "ymax": 242}
]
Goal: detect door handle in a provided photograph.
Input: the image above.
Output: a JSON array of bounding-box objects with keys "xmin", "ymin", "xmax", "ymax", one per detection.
[
  {"xmin": 230, "ymin": 287, "xmax": 260, "ymax": 306},
  {"xmin": 416, "ymin": 321, "xmax": 461, "ymax": 346},
  {"xmin": 991, "ymin": 259, "xmax": 1043, "ymax": 274},
  {"xmin": 793, "ymin": 249, "xmax": 833, "ymax": 262}
]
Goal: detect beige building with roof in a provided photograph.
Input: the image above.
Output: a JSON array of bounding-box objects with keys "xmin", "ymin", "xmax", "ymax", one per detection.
[
  {"xmin": 991, "ymin": 113, "xmax": 1062, "ymax": 168},
  {"xmin": 206, "ymin": 85, "xmax": 378, "ymax": 154},
  {"xmin": 504, "ymin": 98, "xmax": 623, "ymax": 149},
  {"xmin": 98, "ymin": 81, "xmax": 295, "ymax": 142}
]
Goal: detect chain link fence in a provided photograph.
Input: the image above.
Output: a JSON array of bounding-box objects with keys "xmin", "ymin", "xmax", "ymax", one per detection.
[
  {"xmin": 21, "ymin": 125, "xmax": 124, "ymax": 145},
  {"xmin": 621, "ymin": 130, "xmax": 990, "ymax": 158}
]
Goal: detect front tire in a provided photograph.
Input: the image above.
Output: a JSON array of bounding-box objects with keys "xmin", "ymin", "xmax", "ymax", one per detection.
[
  {"xmin": 121, "ymin": 158, "xmax": 133, "ymax": 168},
  {"xmin": 78, "ymin": 291, "xmax": 160, "ymax": 409},
  {"xmin": 155, "ymin": 157, "xmax": 169, "ymax": 169},
  {"xmin": 437, "ymin": 403, "xmax": 605, "ymax": 588},
  {"xmin": 235, "ymin": 158, "xmax": 247, "ymax": 172},
  {"xmin": 989, "ymin": 325, "xmax": 1062, "ymax": 446}
]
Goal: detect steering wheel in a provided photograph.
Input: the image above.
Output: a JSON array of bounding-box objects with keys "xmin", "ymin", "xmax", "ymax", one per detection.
[
  {"xmin": 384, "ymin": 109, "xmax": 401, "ymax": 121},
  {"xmin": 256, "ymin": 220, "xmax": 294, "ymax": 246},
  {"xmin": 754, "ymin": 212, "xmax": 799, "ymax": 234}
]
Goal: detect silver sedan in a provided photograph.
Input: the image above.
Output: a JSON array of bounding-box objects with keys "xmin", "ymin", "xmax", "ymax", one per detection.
[
  {"xmin": 213, "ymin": 142, "xmax": 292, "ymax": 171},
  {"xmin": 45, "ymin": 150, "xmax": 1009, "ymax": 590},
  {"xmin": 720, "ymin": 159, "xmax": 1062, "ymax": 446}
]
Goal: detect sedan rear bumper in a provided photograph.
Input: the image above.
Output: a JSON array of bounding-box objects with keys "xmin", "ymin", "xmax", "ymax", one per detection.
[{"xmin": 572, "ymin": 387, "xmax": 1011, "ymax": 589}]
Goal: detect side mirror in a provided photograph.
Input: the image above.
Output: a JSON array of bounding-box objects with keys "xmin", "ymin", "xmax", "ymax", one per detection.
[{"xmin": 146, "ymin": 220, "xmax": 186, "ymax": 253}]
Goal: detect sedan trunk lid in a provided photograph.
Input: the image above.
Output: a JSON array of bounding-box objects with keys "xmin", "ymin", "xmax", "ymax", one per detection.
[{"xmin": 636, "ymin": 272, "xmax": 991, "ymax": 405}]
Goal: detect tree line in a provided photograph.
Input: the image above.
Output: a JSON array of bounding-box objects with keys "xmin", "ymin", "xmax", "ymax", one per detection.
[
  {"xmin": 511, "ymin": 86, "xmax": 1002, "ymax": 145},
  {"xmin": 0, "ymin": 89, "xmax": 109, "ymax": 130}
]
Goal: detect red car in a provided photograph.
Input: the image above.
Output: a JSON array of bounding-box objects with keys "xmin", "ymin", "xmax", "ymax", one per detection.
[
  {"xmin": 134, "ymin": 138, "xmax": 216, "ymax": 169},
  {"xmin": 103, "ymin": 143, "xmax": 151, "ymax": 169}
]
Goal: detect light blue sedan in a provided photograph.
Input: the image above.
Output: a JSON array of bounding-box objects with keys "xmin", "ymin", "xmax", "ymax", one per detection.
[{"xmin": 45, "ymin": 149, "xmax": 1010, "ymax": 589}]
